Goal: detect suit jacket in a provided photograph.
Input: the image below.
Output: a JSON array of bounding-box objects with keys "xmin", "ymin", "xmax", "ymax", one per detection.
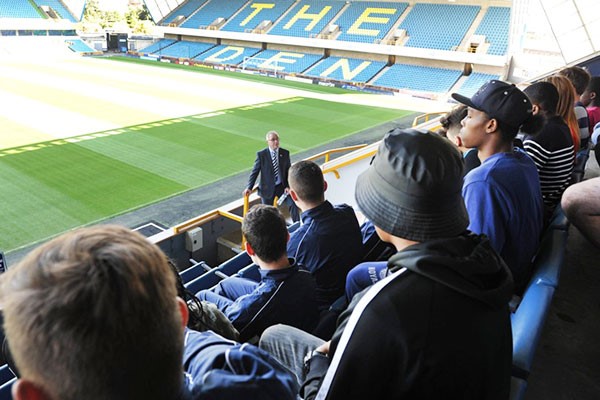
[{"xmin": 246, "ymin": 147, "xmax": 291, "ymax": 199}]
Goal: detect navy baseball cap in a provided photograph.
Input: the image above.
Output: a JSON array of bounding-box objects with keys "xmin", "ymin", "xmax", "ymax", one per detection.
[{"xmin": 451, "ymin": 80, "xmax": 533, "ymax": 129}]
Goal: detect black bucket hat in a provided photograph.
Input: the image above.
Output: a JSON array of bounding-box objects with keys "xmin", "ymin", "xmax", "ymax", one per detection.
[
  {"xmin": 451, "ymin": 80, "xmax": 533, "ymax": 129},
  {"xmin": 355, "ymin": 129, "xmax": 469, "ymax": 242}
]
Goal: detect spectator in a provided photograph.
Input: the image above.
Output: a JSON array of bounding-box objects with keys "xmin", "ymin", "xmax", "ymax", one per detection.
[
  {"xmin": 438, "ymin": 104, "xmax": 481, "ymax": 174},
  {"xmin": 545, "ymin": 75, "xmax": 580, "ymax": 153},
  {"xmin": 558, "ymin": 66, "xmax": 591, "ymax": 148},
  {"xmin": 581, "ymin": 76, "xmax": 600, "ymax": 129},
  {"xmin": 523, "ymin": 81, "xmax": 575, "ymax": 218},
  {"xmin": 287, "ymin": 160, "xmax": 363, "ymax": 309},
  {"xmin": 260, "ymin": 129, "xmax": 514, "ymax": 400},
  {"xmin": 197, "ymin": 205, "xmax": 319, "ymax": 341},
  {"xmin": 0, "ymin": 225, "xmax": 298, "ymax": 400},
  {"xmin": 452, "ymin": 80, "xmax": 544, "ymax": 293},
  {"xmin": 243, "ymin": 131, "xmax": 299, "ymax": 222},
  {"xmin": 562, "ymin": 177, "xmax": 600, "ymax": 248}
]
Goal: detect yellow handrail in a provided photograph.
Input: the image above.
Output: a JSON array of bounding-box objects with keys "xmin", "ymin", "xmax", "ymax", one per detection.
[
  {"xmin": 305, "ymin": 144, "xmax": 368, "ymax": 163},
  {"xmin": 175, "ymin": 209, "xmax": 243, "ymax": 234},
  {"xmin": 412, "ymin": 112, "xmax": 446, "ymax": 127}
]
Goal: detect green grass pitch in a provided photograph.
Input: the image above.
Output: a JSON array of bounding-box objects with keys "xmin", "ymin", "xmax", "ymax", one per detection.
[{"xmin": 0, "ymin": 90, "xmax": 411, "ymax": 251}]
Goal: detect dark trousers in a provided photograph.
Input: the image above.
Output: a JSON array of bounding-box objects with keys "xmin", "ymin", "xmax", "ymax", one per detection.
[{"xmin": 261, "ymin": 184, "xmax": 300, "ymax": 222}]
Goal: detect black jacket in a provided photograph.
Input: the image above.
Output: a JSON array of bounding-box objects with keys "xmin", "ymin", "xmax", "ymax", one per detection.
[
  {"xmin": 246, "ymin": 147, "xmax": 291, "ymax": 200},
  {"xmin": 302, "ymin": 233, "xmax": 513, "ymax": 400}
]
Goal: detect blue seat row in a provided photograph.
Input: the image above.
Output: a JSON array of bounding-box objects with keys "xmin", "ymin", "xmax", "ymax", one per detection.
[
  {"xmin": 268, "ymin": 0, "xmax": 345, "ymax": 38},
  {"xmin": 475, "ymin": 7, "xmax": 510, "ymax": 55},
  {"xmin": 163, "ymin": 0, "xmax": 208, "ymax": 24},
  {"xmin": 374, "ymin": 63, "xmax": 462, "ymax": 92},
  {"xmin": 335, "ymin": 2, "xmax": 408, "ymax": 44},
  {"xmin": 180, "ymin": 0, "xmax": 247, "ymax": 29},
  {"xmin": 33, "ymin": 0, "xmax": 77, "ymax": 22},
  {"xmin": 0, "ymin": 0, "xmax": 41, "ymax": 19},
  {"xmin": 305, "ymin": 56, "xmax": 386, "ymax": 83},
  {"xmin": 139, "ymin": 39, "xmax": 177, "ymax": 55},
  {"xmin": 223, "ymin": 0, "xmax": 295, "ymax": 33},
  {"xmin": 510, "ymin": 207, "xmax": 569, "ymax": 397}
]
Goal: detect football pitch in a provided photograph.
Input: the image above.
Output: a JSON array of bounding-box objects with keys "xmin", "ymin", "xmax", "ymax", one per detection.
[{"xmin": 0, "ymin": 56, "xmax": 414, "ymax": 252}]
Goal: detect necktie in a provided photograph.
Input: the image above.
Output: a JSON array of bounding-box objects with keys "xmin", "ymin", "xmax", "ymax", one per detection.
[{"xmin": 272, "ymin": 151, "xmax": 280, "ymax": 183}]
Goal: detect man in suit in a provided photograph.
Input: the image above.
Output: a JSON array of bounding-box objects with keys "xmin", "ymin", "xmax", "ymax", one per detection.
[{"xmin": 243, "ymin": 131, "xmax": 299, "ymax": 222}]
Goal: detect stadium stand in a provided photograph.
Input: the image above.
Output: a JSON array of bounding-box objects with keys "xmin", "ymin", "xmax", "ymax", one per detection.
[
  {"xmin": 455, "ymin": 72, "xmax": 501, "ymax": 97},
  {"xmin": 335, "ymin": 1, "xmax": 408, "ymax": 44},
  {"xmin": 163, "ymin": 0, "xmax": 208, "ymax": 25},
  {"xmin": 399, "ymin": 3, "xmax": 480, "ymax": 50},
  {"xmin": 222, "ymin": 0, "xmax": 295, "ymax": 33},
  {"xmin": 33, "ymin": 0, "xmax": 77, "ymax": 22},
  {"xmin": 194, "ymin": 44, "xmax": 262, "ymax": 66},
  {"xmin": 268, "ymin": 0, "xmax": 345, "ymax": 38},
  {"xmin": 475, "ymin": 7, "xmax": 511, "ymax": 55},
  {"xmin": 180, "ymin": 0, "xmax": 247, "ymax": 29},
  {"xmin": 244, "ymin": 49, "xmax": 322, "ymax": 73},
  {"xmin": 65, "ymin": 38, "xmax": 95, "ymax": 53},
  {"xmin": 139, "ymin": 38, "xmax": 176, "ymax": 54},
  {"xmin": 374, "ymin": 63, "xmax": 462, "ymax": 92},
  {"xmin": 0, "ymin": 0, "xmax": 43, "ymax": 19},
  {"xmin": 305, "ymin": 56, "xmax": 386, "ymax": 83},
  {"xmin": 157, "ymin": 40, "xmax": 214, "ymax": 59}
]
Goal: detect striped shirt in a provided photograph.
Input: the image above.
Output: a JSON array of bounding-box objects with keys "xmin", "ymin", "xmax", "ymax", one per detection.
[
  {"xmin": 523, "ymin": 115, "xmax": 574, "ymax": 211},
  {"xmin": 575, "ymin": 103, "xmax": 590, "ymax": 148}
]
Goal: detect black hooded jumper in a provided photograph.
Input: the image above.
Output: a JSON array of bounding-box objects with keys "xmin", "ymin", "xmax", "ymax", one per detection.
[{"xmin": 302, "ymin": 233, "xmax": 514, "ymax": 400}]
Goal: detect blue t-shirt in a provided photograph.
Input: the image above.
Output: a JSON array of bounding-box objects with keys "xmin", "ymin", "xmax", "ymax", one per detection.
[{"xmin": 462, "ymin": 148, "xmax": 543, "ymax": 292}]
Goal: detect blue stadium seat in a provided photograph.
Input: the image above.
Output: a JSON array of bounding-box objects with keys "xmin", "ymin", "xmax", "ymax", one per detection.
[
  {"xmin": 185, "ymin": 251, "xmax": 252, "ymax": 294},
  {"xmin": 223, "ymin": 0, "xmax": 295, "ymax": 33},
  {"xmin": 180, "ymin": 260, "xmax": 210, "ymax": 284},
  {"xmin": 268, "ymin": 0, "xmax": 344, "ymax": 38},
  {"xmin": 475, "ymin": 7, "xmax": 511, "ymax": 55},
  {"xmin": 163, "ymin": 0, "xmax": 208, "ymax": 24},
  {"xmin": 305, "ymin": 56, "xmax": 386, "ymax": 83},
  {"xmin": 0, "ymin": 0, "xmax": 42, "ymax": 19},
  {"xmin": 180, "ymin": 0, "xmax": 247, "ymax": 29},
  {"xmin": 245, "ymin": 49, "xmax": 322, "ymax": 73},
  {"xmin": 529, "ymin": 228, "xmax": 568, "ymax": 289},
  {"xmin": 139, "ymin": 39, "xmax": 177, "ymax": 55},
  {"xmin": 194, "ymin": 45, "xmax": 262, "ymax": 66},
  {"xmin": 65, "ymin": 38, "xmax": 95, "ymax": 53},
  {"xmin": 399, "ymin": 3, "xmax": 480, "ymax": 50},
  {"xmin": 0, "ymin": 365, "xmax": 14, "ymax": 387},
  {"xmin": 0, "ymin": 377, "xmax": 15, "ymax": 400},
  {"xmin": 510, "ymin": 376, "xmax": 528, "ymax": 400},
  {"xmin": 511, "ymin": 283, "xmax": 555, "ymax": 379},
  {"xmin": 33, "ymin": 0, "xmax": 76, "ymax": 22},
  {"xmin": 455, "ymin": 73, "xmax": 500, "ymax": 98},
  {"xmin": 374, "ymin": 63, "xmax": 462, "ymax": 93},
  {"xmin": 336, "ymin": 2, "xmax": 407, "ymax": 44},
  {"xmin": 548, "ymin": 205, "xmax": 569, "ymax": 231},
  {"xmin": 156, "ymin": 40, "xmax": 214, "ymax": 59}
]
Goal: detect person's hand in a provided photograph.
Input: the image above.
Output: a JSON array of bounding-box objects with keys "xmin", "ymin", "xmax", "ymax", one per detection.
[
  {"xmin": 316, "ymin": 341, "xmax": 330, "ymax": 355},
  {"xmin": 243, "ymin": 188, "xmax": 251, "ymax": 197}
]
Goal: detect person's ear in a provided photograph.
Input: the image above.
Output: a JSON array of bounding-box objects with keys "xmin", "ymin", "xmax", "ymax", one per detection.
[
  {"xmin": 323, "ymin": 180, "xmax": 328, "ymax": 192},
  {"xmin": 591, "ymin": 91, "xmax": 597, "ymax": 100},
  {"xmin": 13, "ymin": 379, "xmax": 52, "ymax": 400},
  {"xmin": 486, "ymin": 118, "xmax": 498, "ymax": 134},
  {"xmin": 245, "ymin": 241, "xmax": 255, "ymax": 256},
  {"xmin": 177, "ymin": 297, "xmax": 189, "ymax": 328},
  {"xmin": 286, "ymin": 231, "xmax": 290, "ymax": 243},
  {"xmin": 531, "ymin": 104, "xmax": 540, "ymax": 115},
  {"xmin": 455, "ymin": 135, "xmax": 463, "ymax": 147},
  {"xmin": 289, "ymin": 188, "xmax": 299, "ymax": 202}
]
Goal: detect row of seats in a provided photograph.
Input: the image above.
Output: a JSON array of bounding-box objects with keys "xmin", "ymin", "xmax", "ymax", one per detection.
[
  {"xmin": 33, "ymin": 0, "xmax": 77, "ymax": 22},
  {"xmin": 180, "ymin": 0, "xmax": 247, "ymax": 29},
  {"xmin": 163, "ymin": 0, "xmax": 208, "ymax": 24},
  {"xmin": 0, "ymin": 0, "xmax": 42, "ymax": 19},
  {"xmin": 163, "ymin": 1, "xmax": 510, "ymax": 54},
  {"xmin": 138, "ymin": 40, "xmax": 498, "ymax": 93},
  {"xmin": 65, "ymin": 38, "xmax": 95, "ymax": 53},
  {"xmin": 509, "ymin": 206, "xmax": 569, "ymax": 400},
  {"xmin": 223, "ymin": 0, "xmax": 295, "ymax": 33}
]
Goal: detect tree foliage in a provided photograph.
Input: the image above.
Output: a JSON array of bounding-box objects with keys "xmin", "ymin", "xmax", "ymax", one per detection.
[{"xmin": 81, "ymin": 0, "xmax": 154, "ymax": 33}]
